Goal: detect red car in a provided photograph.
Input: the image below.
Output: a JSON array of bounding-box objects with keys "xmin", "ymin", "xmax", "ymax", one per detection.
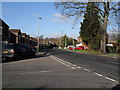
[
  {"xmin": 68, "ymin": 47, "xmax": 75, "ymax": 50},
  {"xmin": 75, "ymin": 46, "xmax": 84, "ymax": 50}
]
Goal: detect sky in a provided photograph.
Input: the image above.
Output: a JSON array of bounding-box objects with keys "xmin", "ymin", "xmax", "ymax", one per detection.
[{"xmin": 1, "ymin": 2, "xmax": 81, "ymax": 39}]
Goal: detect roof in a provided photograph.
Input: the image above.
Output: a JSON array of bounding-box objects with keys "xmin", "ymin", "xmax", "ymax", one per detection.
[
  {"xmin": 9, "ymin": 29, "xmax": 21, "ymax": 35},
  {"xmin": 21, "ymin": 33, "xmax": 26, "ymax": 35},
  {"xmin": 0, "ymin": 18, "xmax": 10, "ymax": 28}
]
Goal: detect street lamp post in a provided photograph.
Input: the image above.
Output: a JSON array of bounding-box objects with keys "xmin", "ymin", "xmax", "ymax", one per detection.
[
  {"xmin": 37, "ymin": 17, "xmax": 42, "ymax": 52},
  {"xmin": 73, "ymin": 38, "xmax": 75, "ymax": 47},
  {"xmin": 64, "ymin": 34, "xmax": 67, "ymax": 49}
]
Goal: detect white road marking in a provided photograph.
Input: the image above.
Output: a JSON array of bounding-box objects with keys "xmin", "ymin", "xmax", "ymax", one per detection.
[
  {"xmin": 77, "ymin": 66, "xmax": 82, "ymax": 69},
  {"xmin": 84, "ymin": 69, "xmax": 91, "ymax": 72},
  {"xmin": 66, "ymin": 65, "xmax": 70, "ymax": 67},
  {"xmin": 50, "ymin": 55, "xmax": 77, "ymax": 68},
  {"xmin": 94, "ymin": 73, "xmax": 103, "ymax": 77},
  {"xmin": 50, "ymin": 55, "xmax": 119, "ymax": 83},
  {"xmin": 107, "ymin": 61, "xmax": 120, "ymax": 65},
  {"xmin": 105, "ymin": 77, "xmax": 118, "ymax": 83},
  {"xmin": 71, "ymin": 67, "xmax": 76, "ymax": 69},
  {"xmin": 72, "ymin": 64, "xmax": 77, "ymax": 67},
  {"xmin": 19, "ymin": 68, "xmax": 73, "ymax": 74}
]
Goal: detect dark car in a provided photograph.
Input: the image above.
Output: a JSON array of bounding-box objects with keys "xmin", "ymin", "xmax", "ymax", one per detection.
[{"xmin": 2, "ymin": 43, "xmax": 35, "ymax": 61}]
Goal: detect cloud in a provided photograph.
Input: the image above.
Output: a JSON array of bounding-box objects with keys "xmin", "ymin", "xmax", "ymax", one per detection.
[
  {"xmin": 53, "ymin": 19, "xmax": 67, "ymax": 23},
  {"xmin": 53, "ymin": 13, "xmax": 67, "ymax": 18},
  {"xmin": 48, "ymin": 33, "xmax": 61, "ymax": 38},
  {"xmin": 52, "ymin": 13, "xmax": 69, "ymax": 23},
  {"xmin": 32, "ymin": 12, "xmax": 41, "ymax": 19}
]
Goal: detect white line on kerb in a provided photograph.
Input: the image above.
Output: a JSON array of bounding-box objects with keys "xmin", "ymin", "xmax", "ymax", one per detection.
[
  {"xmin": 94, "ymin": 73, "xmax": 103, "ymax": 77},
  {"xmin": 105, "ymin": 77, "xmax": 118, "ymax": 83}
]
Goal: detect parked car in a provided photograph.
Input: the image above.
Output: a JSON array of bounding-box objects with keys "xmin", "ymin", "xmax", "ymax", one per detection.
[
  {"xmin": 2, "ymin": 43, "xmax": 35, "ymax": 61},
  {"xmin": 75, "ymin": 46, "xmax": 84, "ymax": 50},
  {"xmin": 68, "ymin": 46, "xmax": 75, "ymax": 50}
]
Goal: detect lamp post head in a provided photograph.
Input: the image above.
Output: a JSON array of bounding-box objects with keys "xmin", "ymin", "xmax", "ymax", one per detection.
[{"xmin": 38, "ymin": 17, "xmax": 42, "ymax": 19}]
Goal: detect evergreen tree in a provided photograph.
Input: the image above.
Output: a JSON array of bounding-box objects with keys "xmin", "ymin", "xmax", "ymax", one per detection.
[{"xmin": 80, "ymin": 2, "xmax": 101, "ymax": 51}]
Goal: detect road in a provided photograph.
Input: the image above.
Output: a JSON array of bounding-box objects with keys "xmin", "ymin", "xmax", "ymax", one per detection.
[
  {"xmin": 2, "ymin": 49, "xmax": 119, "ymax": 88},
  {"xmin": 46, "ymin": 49, "xmax": 119, "ymax": 81}
]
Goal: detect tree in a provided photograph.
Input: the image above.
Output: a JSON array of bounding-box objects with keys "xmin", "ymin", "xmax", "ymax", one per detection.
[
  {"xmin": 61, "ymin": 34, "xmax": 69, "ymax": 48},
  {"xmin": 55, "ymin": 1, "xmax": 120, "ymax": 53},
  {"xmin": 80, "ymin": 2, "xmax": 101, "ymax": 51}
]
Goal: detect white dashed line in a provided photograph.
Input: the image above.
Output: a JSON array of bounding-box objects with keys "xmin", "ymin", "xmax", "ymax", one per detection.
[
  {"xmin": 105, "ymin": 77, "xmax": 118, "ymax": 83},
  {"xmin": 66, "ymin": 65, "xmax": 70, "ymax": 67},
  {"xmin": 94, "ymin": 72, "xmax": 103, "ymax": 77},
  {"xmin": 84, "ymin": 69, "xmax": 91, "ymax": 72},
  {"xmin": 71, "ymin": 67, "xmax": 76, "ymax": 69},
  {"xmin": 50, "ymin": 55, "xmax": 119, "ymax": 83},
  {"xmin": 72, "ymin": 64, "xmax": 77, "ymax": 67},
  {"xmin": 77, "ymin": 66, "xmax": 82, "ymax": 69}
]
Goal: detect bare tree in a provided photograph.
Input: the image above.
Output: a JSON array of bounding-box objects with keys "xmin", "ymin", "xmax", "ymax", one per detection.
[{"xmin": 55, "ymin": 1, "xmax": 120, "ymax": 53}]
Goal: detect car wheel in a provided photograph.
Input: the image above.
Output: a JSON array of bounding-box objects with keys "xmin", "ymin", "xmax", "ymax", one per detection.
[{"xmin": 2, "ymin": 58, "xmax": 5, "ymax": 63}]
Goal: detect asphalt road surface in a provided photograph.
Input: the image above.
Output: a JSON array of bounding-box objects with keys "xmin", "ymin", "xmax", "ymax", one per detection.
[
  {"xmin": 2, "ymin": 49, "xmax": 119, "ymax": 89},
  {"xmin": 46, "ymin": 49, "xmax": 119, "ymax": 81}
]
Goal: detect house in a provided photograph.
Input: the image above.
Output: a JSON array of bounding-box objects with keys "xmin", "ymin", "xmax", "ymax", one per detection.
[
  {"xmin": 26, "ymin": 34, "xmax": 30, "ymax": 45},
  {"xmin": 9, "ymin": 29, "xmax": 22, "ymax": 44},
  {"xmin": 21, "ymin": 33, "xmax": 27, "ymax": 44},
  {"xmin": 0, "ymin": 18, "xmax": 10, "ymax": 44},
  {"xmin": 77, "ymin": 36, "xmax": 88, "ymax": 49},
  {"xmin": 30, "ymin": 37, "xmax": 37, "ymax": 46}
]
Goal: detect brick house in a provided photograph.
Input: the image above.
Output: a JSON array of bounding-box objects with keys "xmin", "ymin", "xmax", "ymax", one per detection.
[
  {"xmin": 9, "ymin": 29, "xmax": 22, "ymax": 44},
  {"xmin": 0, "ymin": 18, "xmax": 10, "ymax": 44},
  {"xmin": 21, "ymin": 33, "xmax": 27, "ymax": 44},
  {"xmin": 30, "ymin": 37, "xmax": 37, "ymax": 47},
  {"xmin": 26, "ymin": 34, "xmax": 30, "ymax": 45}
]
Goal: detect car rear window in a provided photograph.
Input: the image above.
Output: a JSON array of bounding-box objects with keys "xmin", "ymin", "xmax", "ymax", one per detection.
[{"xmin": 3, "ymin": 44, "xmax": 13, "ymax": 49}]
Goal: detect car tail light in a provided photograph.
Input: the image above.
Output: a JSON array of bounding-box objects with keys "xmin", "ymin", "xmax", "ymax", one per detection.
[{"xmin": 11, "ymin": 50, "xmax": 15, "ymax": 54}]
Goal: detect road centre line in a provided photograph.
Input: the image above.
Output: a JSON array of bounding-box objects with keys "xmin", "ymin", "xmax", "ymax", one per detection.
[
  {"xmin": 77, "ymin": 66, "xmax": 82, "ymax": 69},
  {"xmin": 94, "ymin": 72, "xmax": 103, "ymax": 77},
  {"xmin": 105, "ymin": 77, "xmax": 118, "ymax": 83},
  {"xmin": 84, "ymin": 69, "xmax": 91, "ymax": 72}
]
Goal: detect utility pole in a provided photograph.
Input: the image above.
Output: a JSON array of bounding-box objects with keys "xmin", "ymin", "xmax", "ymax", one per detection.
[
  {"xmin": 64, "ymin": 34, "xmax": 67, "ymax": 49},
  {"xmin": 73, "ymin": 38, "xmax": 75, "ymax": 47},
  {"xmin": 37, "ymin": 17, "xmax": 42, "ymax": 52},
  {"xmin": 60, "ymin": 30, "xmax": 63, "ymax": 49}
]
